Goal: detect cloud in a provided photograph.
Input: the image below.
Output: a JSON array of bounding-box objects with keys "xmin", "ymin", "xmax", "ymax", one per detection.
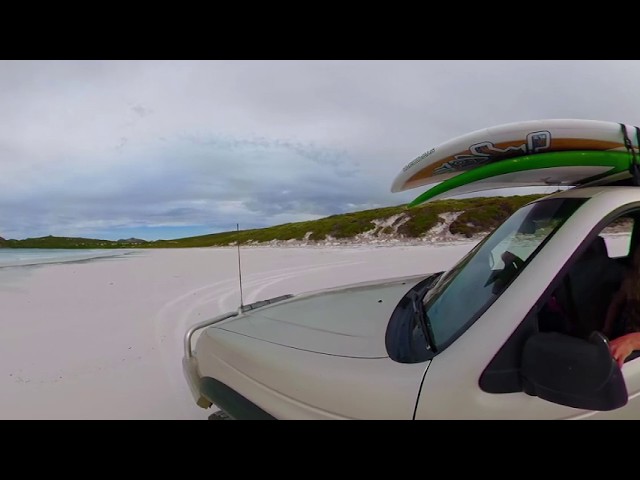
[
  {"xmin": 0, "ymin": 131, "xmax": 387, "ymax": 239},
  {"xmin": 1, "ymin": 60, "xmax": 640, "ymax": 240}
]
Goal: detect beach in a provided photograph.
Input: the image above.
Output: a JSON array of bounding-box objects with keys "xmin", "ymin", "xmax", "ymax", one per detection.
[
  {"xmin": 0, "ymin": 231, "xmax": 631, "ymax": 420},
  {"xmin": 0, "ymin": 244, "xmax": 480, "ymax": 419}
]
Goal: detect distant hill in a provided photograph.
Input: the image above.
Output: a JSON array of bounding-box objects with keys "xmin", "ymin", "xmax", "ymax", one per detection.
[
  {"xmin": 149, "ymin": 194, "xmax": 547, "ymax": 248},
  {"xmin": 4, "ymin": 235, "xmax": 148, "ymax": 249},
  {"xmin": 3, "ymin": 194, "xmax": 547, "ymax": 249},
  {"xmin": 116, "ymin": 238, "xmax": 147, "ymax": 244}
]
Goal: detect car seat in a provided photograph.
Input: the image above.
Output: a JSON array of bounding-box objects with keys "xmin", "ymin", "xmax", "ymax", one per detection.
[{"xmin": 558, "ymin": 235, "xmax": 625, "ymax": 337}]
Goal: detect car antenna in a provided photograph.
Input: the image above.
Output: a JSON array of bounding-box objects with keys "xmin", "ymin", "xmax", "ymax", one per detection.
[{"xmin": 236, "ymin": 223, "xmax": 244, "ymax": 310}]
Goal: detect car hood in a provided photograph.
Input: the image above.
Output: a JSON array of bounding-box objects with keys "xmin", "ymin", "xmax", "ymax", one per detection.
[{"xmin": 209, "ymin": 273, "xmax": 430, "ymax": 358}]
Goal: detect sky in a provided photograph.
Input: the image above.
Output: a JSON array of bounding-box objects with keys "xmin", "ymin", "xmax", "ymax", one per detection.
[{"xmin": 2, "ymin": 60, "xmax": 640, "ymax": 241}]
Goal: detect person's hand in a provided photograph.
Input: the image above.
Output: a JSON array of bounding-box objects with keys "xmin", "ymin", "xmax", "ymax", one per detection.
[{"xmin": 609, "ymin": 334, "xmax": 637, "ymax": 368}]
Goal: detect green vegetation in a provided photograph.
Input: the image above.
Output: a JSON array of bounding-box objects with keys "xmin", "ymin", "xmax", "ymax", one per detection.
[
  {"xmin": 395, "ymin": 195, "xmax": 543, "ymax": 238},
  {"xmin": 1, "ymin": 194, "xmax": 547, "ymax": 249},
  {"xmin": 448, "ymin": 195, "xmax": 543, "ymax": 238},
  {"xmin": 1, "ymin": 235, "xmax": 148, "ymax": 249}
]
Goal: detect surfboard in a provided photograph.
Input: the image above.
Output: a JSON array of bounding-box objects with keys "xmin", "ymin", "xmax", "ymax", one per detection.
[
  {"xmin": 391, "ymin": 119, "xmax": 640, "ymax": 195},
  {"xmin": 406, "ymin": 150, "xmax": 632, "ymax": 207}
]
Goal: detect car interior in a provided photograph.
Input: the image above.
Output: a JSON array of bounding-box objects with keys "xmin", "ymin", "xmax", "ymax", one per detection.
[
  {"xmin": 480, "ymin": 209, "xmax": 640, "ymax": 395},
  {"xmin": 539, "ymin": 212, "xmax": 640, "ymax": 351}
]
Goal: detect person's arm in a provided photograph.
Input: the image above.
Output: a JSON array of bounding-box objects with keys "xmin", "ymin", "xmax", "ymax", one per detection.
[
  {"xmin": 609, "ymin": 332, "xmax": 640, "ymax": 368},
  {"xmin": 603, "ymin": 287, "xmax": 626, "ymax": 337}
]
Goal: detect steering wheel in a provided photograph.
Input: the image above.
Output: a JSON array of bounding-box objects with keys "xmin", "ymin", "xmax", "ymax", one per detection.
[
  {"xmin": 501, "ymin": 250, "xmax": 525, "ymax": 270},
  {"xmin": 490, "ymin": 250, "xmax": 525, "ymax": 293}
]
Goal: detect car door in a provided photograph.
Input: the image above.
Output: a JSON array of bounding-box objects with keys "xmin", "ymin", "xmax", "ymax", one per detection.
[
  {"xmin": 413, "ymin": 195, "xmax": 640, "ymax": 419},
  {"xmin": 570, "ymin": 212, "xmax": 640, "ymax": 419}
]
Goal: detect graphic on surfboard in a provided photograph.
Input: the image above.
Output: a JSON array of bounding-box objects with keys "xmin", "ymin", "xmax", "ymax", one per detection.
[{"xmin": 391, "ymin": 119, "xmax": 640, "ymax": 206}]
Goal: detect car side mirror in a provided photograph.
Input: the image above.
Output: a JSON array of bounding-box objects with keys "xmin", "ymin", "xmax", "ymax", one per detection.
[{"xmin": 520, "ymin": 331, "xmax": 628, "ymax": 411}]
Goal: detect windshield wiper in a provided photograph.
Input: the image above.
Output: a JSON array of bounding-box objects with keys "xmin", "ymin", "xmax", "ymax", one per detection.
[{"xmin": 408, "ymin": 290, "xmax": 437, "ymax": 353}]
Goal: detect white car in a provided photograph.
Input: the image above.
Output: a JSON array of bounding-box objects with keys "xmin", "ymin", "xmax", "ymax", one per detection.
[
  {"xmin": 182, "ymin": 120, "xmax": 640, "ymax": 419},
  {"xmin": 182, "ymin": 183, "xmax": 640, "ymax": 419}
]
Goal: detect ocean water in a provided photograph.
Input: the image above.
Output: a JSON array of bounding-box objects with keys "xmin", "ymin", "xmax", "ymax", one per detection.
[{"xmin": 0, "ymin": 249, "xmax": 135, "ymax": 267}]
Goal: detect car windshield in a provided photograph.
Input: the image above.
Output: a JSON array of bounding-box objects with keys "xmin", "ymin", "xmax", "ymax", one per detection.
[{"xmin": 421, "ymin": 197, "xmax": 587, "ymax": 351}]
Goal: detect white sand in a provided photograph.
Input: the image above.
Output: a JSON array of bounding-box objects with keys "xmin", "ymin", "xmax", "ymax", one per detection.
[
  {"xmin": 0, "ymin": 243, "xmax": 477, "ymax": 419},
  {"xmin": 0, "ymin": 233, "xmax": 630, "ymax": 420}
]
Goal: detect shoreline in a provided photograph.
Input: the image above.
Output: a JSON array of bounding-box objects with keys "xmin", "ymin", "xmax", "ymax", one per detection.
[
  {"xmin": 0, "ymin": 228, "xmax": 632, "ymax": 266},
  {"xmin": 0, "ymin": 249, "xmax": 142, "ymax": 269}
]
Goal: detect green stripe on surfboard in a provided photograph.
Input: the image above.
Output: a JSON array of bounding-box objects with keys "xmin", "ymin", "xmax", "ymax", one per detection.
[{"xmin": 408, "ymin": 150, "xmax": 633, "ymax": 208}]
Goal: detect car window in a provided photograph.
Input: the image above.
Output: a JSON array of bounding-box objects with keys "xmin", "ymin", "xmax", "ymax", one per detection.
[
  {"xmin": 489, "ymin": 221, "xmax": 560, "ymax": 270},
  {"xmin": 422, "ymin": 197, "xmax": 587, "ymax": 352},
  {"xmin": 601, "ymin": 215, "xmax": 635, "ymax": 258}
]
